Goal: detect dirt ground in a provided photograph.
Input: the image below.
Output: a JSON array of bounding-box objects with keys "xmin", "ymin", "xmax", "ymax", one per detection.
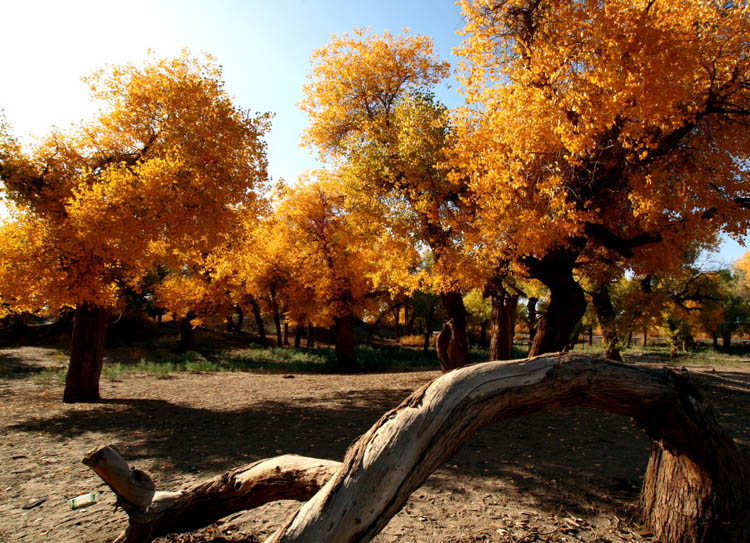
[{"xmin": 1, "ymin": 346, "xmax": 748, "ymax": 543}]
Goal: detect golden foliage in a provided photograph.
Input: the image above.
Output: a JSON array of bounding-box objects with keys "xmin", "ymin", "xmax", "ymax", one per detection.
[
  {"xmin": 0, "ymin": 52, "xmax": 270, "ymax": 313},
  {"xmin": 455, "ymin": 0, "xmax": 750, "ymax": 271}
]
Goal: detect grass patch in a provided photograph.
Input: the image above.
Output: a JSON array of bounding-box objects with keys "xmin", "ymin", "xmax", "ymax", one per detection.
[
  {"xmin": 31, "ymin": 368, "xmax": 66, "ymax": 385},
  {"xmin": 102, "ymin": 350, "xmax": 223, "ymax": 380}
]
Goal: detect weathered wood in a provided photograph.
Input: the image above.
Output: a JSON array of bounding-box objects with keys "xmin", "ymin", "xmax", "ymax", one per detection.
[
  {"xmin": 83, "ymin": 445, "xmax": 340, "ymax": 543},
  {"xmin": 85, "ymin": 355, "xmax": 749, "ymax": 543},
  {"xmin": 265, "ymin": 354, "xmax": 749, "ymax": 543},
  {"xmin": 83, "ymin": 445, "xmax": 156, "ymax": 510}
]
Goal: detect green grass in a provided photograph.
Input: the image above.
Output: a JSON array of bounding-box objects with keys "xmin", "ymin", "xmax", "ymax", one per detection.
[
  {"xmin": 102, "ymin": 350, "xmax": 224, "ymax": 380},
  {"xmin": 8, "ymin": 340, "xmax": 749, "ymax": 386},
  {"xmin": 31, "ymin": 367, "xmax": 67, "ymax": 385}
]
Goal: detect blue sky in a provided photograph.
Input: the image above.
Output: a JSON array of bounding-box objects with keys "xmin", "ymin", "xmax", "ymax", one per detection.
[
  {"xmin": 1, "ymin": 0, "xmax": 746, "ymax": 264},
  {"xmin": 0, "ymin": 0, "xmax": 465, "ymax": 183}
]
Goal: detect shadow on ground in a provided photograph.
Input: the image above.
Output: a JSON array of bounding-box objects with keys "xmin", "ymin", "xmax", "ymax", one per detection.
[{"xmin": 6, "ymin": 364, "xmax": 749, "ymax": 525}]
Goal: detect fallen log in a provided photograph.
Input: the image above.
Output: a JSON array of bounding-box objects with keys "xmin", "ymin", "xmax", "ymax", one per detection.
[
  {"xmin": 82, "ymin": 446, "xmax": 340, "ymax": 543},
  {"xmin": 84, "ymin": 354, "xmax": 750, "ymax": 543},
  {"xmin": 266, "ymin": 354, "xmax": 749, "ymax": 543}
]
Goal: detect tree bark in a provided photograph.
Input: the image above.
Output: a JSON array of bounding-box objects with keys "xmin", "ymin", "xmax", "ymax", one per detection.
[
  {"xmin": 284, "ymin": 321, "xmax": 290, "ymax": 346},
  {"xmin": 63, "ymin": 303, "xmax": 108, "ymax": 403},
  {"xmin": 526, "ymin": 250, "xmax": 587, "ymax": 356},
  {"xmin": 249, "ymin": 296, "xmax": 266, "ymax": 346},
  {"xmin": 591, "ymin": 284, "xmax": 623, "ymax": 362},
  {"xmin": 266, "ymin": 355, "xmax": 750, "ymax": 543},
  {"xmin": 643, "ymin": 328, "xmax": 648, "ymax": 347},
  {"xmin": 82, "ymin": 445, "xmax": 340, "ymax": 543},
  {"xmin": 176, "ymin": 311, "xmax": 197, "ymax": 353},
  {"xmin": 306, "ymin": 322, "xmax": 315, "ymax": 348},
  {"xmin": 392, "ymin": 307, "xmax": 401, "ymax": 341},
  {"xmin": 527, "ymin": 297, "xmax": 538, "ymax": 347},
  {"xmin": 423, "ymin": 301, "xmax": 436, "ymax": 353},
  {"xmin": 270, "ymin": 288, "xmax": 282, "ymax": 348},
  {"xmin": 405, "ymin": 304, "xmax": 416, "ymax": 336},
  {"xmin": 437, "ymin": 291, "xmax": 471, "ymax": 371},
  {"xmin": 294, "ymin": 325, "xmax": 303, "ymax": 349},
  {"xmin": 334, "ymin": 312, "xmax": 356, "ymax": 372},
  {"xmin": 722, "ymin": 331, "xmax": 732, "ymax": 348},
  {"xmin": 487, "ymin": 282, "xmax": 519, "ymax": 361},
  {"xmin": 235, "ymin": 305, "xmax": 244, "ymax": 334}
]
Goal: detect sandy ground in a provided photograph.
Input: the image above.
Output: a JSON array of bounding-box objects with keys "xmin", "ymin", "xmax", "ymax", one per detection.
[{"xmin": 1, "ymin": 346, "xmax": 748, "ymax": 543}]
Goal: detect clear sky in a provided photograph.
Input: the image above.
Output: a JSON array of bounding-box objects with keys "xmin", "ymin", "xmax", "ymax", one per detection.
[
  {"xmin": 0, "ymin": 0, "xmax": 465, "ymax": 183},
  {"xmin": 0, "ymin": 0, "xmax": 746, "ymax": 265}
]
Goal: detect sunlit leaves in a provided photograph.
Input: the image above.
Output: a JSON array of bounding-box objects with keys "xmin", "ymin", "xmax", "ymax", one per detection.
[
  {"xmin": 0, "ymin": 52, "xmax": 270, "ymax": 314},
  {"xmin": 455, "ymin": 0, "xmax": 750, "ymax": 270}
]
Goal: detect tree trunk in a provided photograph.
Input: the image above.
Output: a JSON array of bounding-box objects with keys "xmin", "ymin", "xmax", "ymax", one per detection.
[
  {"xmin": 722, "ymin": 331, "xmax": 732, "ymax": 348},
  {"xmin": 83, "ymin": 445, "xmax": 340, "ymax": 543},
  {"xmin": 591, "ymin": 284, "xmax": 623, "ymax": 362},
  {"xmin": 83, "ymin": 355, "xmax": 750, "ymax": 543},
  {"xmin": 643, "ymin": 328, "xmax": 648, "ymax": 347},
  {"xmin": 234, "ymin": 305, "xmax": 244, "ymax": 334},
  {"xmin": 306, "ymin": 323, "xmax": 314, "ymax": 348},
  {"xmin": 405, "ymin": 305, "xmax": 416, "ymax": 337},
  {"xmin": 294, "ymin": 325, "xmax": 303, "ymax": 349},
  {"xmin": 627, "ymin": 331, "xmax": 633, "ymax": 348},
  {"xmin": 712, "ymin": 333, "xmax": 718, "ymax": 348},
  {"xmin": 436, "ymin": 291, "xmax": 471, "ymax": 371},
  {"xmin": 527, "ymin": 297, "xmax": 538, "ymax": 347},
  {"xmin": 63, "ymin": 303, "xmax": 108, "ymax": 403},
  {"xmin": 270, "ymin": 288, "xmax": 282, "ymax": 348},
  {"xmin": 334, "ymin": 312, "xmax": 356, "ymax": 372},
  {"xmin": 392, "ymin": 307, "xmax": 401, "ymax": 341},
  {"xmin": 284, "ymin": 321, "xmax": 290, "ymax": 346},
  {"xmin": 365, "ymin": 309, "xmax": 389, "ymax": 347},
  {"xmin": 267, "ymin": 354, "xmax": 750, "ymax": 543},
  {"xmin": 488, "ymin": 282, "xmax": 519, "ymax": 361},
  {"xmin": 526, "ymin": 250, "xmax": 587, "ymax": 357},
  {"xmin": 249, "ymin": 296, "xmax": 266, "ymax": 346},
  {"xmin": 588, "ymin": 325, "xmax": 593, "ymax": 346},
  {"xmin": 177, "ymin": 311, "xmax": 196, "ymax": 353},
  {"xmin": 423, "ymin": 301, "xmax": 436, "ymax": 353}
]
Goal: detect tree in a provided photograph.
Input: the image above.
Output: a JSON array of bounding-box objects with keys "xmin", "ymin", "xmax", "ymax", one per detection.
[
  {"xmin": 0, "ymin": 52, "xmax": 270, "ymax": 402},
  {"xmin": 455, "ymin": 0, "xmax": 750, "ymax": 356},
  {"xmin": 269, "ymin": 176, "xmax": 417, "ymax": 370},
  {"xmin": 300, "ymin": 29, "xmax": 481, "ymax": 371}
]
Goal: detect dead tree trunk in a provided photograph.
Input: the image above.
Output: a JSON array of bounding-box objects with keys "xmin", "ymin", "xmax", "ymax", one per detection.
[
  {"xmin": 84, "ymin": 355, "xmax": 750, "ymax": 543},
  {"xmin": 83, "ymin": 446, "xmax": 340, "ymax": 543},
  {"xmin": 63, "ymin": 303, "xmax": 108, "ymax": 403},
  {"xmin": 267, "ymin": 355, "xmax": 750, "ymax": 543}
]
